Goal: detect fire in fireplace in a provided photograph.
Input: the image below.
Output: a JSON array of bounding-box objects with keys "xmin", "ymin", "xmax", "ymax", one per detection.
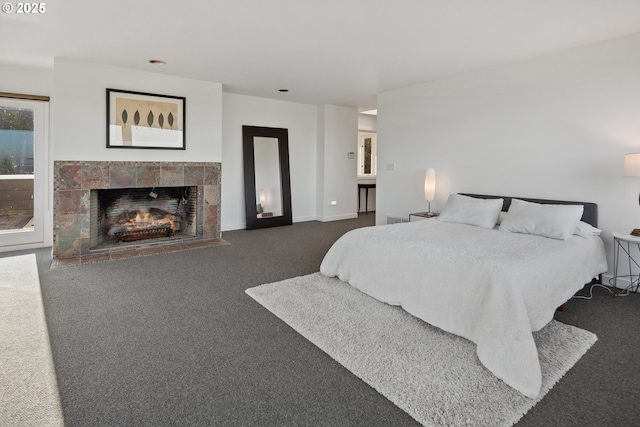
[
  {"xmin": 90, "ymin": 186, "xmax": 197, "ymax": 249},
  {"xmin": 108, "ymin": 207, "xmax": 181, "ymax": 241}
]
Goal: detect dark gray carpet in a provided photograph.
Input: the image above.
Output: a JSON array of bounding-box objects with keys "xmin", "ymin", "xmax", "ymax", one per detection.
[{"xmin": 8, "ymin": 214, "xmax": 640, "ymax": 426}]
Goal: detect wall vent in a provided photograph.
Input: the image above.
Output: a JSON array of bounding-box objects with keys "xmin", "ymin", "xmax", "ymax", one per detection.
[{"xmin": 386, "ymin": 215, "xmax": 409, "ymax": 225}]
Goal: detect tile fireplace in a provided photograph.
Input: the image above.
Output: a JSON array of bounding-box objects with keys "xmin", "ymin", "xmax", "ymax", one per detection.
[{"xmin": 53, "ymin": 161, "xmax": 223, "ymax": 266}]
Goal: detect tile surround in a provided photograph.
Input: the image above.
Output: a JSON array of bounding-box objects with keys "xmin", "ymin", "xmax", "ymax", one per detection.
[{"xmin": 53, "ymin": 161, "xmax": 223, "ymax": 263}]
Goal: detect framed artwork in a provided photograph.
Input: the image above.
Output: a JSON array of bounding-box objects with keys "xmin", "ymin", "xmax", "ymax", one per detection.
[{"xmin": 106, "ymin": 88, "xmax": 185, "ymax": 150}]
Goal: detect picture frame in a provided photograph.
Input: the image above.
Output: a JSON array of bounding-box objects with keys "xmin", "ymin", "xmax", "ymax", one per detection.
[{"xmin": 106, "ymin": 88, "xmax": 186, "ymax": 150}]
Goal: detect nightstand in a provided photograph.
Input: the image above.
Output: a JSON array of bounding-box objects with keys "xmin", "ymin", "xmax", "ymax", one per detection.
[
  {"xmin": 409, "ymin": 212, "xmax": 439, "ymax": 221},
  {"xmin": 611, "ymin": 232, "xmax": 640, "ymax": 296}
]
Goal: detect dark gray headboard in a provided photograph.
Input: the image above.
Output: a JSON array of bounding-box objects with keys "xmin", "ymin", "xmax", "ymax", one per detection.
[{"xmin": 460, "ymin": 193, "xmax": 598, "ymax": 227}]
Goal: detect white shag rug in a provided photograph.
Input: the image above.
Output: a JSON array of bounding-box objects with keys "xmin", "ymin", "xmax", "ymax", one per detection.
[
  {"xmin": 246, "ymin": 272, "xmax": 597, "ymax": 427},
  {"xmin": 0, "ymin": 254, "xmax": 64, "ymax": 427}
]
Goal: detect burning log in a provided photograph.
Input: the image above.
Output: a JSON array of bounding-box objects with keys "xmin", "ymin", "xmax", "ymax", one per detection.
[{"xmin": 107, "ymin": 208, "xmax": 182, "ymax": 241}]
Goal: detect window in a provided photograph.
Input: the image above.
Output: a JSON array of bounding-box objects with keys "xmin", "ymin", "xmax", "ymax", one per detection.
[{"xmin": 0, "ymin": 107, "xmax": 34, "ymax": 174}]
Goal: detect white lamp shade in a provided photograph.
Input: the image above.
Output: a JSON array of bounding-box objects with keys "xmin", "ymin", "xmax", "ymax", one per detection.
[
  {"xmin": 624, "ymin": 154, "xmax": 640, "ymax": 177},
  {"xmin": 424, "ymin": 168, "xmax": 436, "ymax": 202}
]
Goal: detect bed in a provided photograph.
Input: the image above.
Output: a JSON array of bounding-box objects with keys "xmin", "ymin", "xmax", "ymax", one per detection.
[{"xmin": 320, "ymin": 193, "xmax": 607, "ymax": 398}]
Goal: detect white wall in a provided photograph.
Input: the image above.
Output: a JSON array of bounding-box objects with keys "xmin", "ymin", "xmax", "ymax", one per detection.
[
  {"xmin": 0, "ymin": 64, "xmax": 52, "ymax": 96},
  {"xmin": 221, "ymin": 93, "xmax": 317, "ymax": 230},
  {"xmin": 316, "ymin": 105, "xmax": 358, "ymax": 221},
  {"xmin": 377, "ymin": 32, "xmax": 640, "ymax": 278},
  {"xmin": 5, "ymin": 60, "xmax": 355, "ymax": 235},
  {"xmin": 358, "ymin": 113, "xmax": 377, "ymax": 133},
  {"xmin": 52, "ymin": 58, "xmax": 222, "ymax": 162}
]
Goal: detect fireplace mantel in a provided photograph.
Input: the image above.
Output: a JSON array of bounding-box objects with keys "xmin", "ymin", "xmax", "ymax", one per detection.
[{"xmin": 53, "ymin": 161, "xmax": 223, "ymax": 266}]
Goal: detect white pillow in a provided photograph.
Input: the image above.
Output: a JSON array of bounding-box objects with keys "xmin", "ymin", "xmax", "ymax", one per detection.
[
  {"xmin": 498, "ymin": 199, "xmax": 584, "ymax": 240},
  {"xmin": 574, "ymin": 221, "xmax": 601, "ymax": 237},
  {"xmin": 437, "ymin": 194, "xmax": 503, "ymax": 229}
]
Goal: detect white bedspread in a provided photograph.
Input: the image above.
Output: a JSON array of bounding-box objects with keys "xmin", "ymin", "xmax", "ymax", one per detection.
[{"xmin": 320, "ymin": 219, "xmax": 607, "ymax": 398}]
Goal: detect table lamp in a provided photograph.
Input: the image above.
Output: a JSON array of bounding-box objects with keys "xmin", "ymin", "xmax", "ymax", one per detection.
[
  {"xmin": 424, "ymin": 168, "xmax": 436, "ymax": 217},
  {"xmin": 624, "ymin": 154, "xmax": 640, "ymax": 235}
]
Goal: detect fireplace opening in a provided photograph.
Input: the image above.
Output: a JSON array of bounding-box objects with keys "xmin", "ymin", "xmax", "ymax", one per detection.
[{"xmin": 90, "ymin": 186, "xmax": 197, "ymax": 249}]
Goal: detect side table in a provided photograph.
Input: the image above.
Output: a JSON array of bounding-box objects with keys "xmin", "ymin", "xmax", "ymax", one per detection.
[
  {"xmin": 358, "ymin": 183, "xmax": 376, "ymax": 214},
  {"xmin": 611, "ymin": 232, "xmax": 640, "ymax": 296},
  {"xmin": 409, "ymin": 212, "xmax": 439, "ymax": 221}
]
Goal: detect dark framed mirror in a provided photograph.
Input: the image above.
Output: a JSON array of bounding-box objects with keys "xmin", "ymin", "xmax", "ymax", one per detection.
[{"xmin": 242, "ymin": 125, "xmax": 293, "ymax": 230}]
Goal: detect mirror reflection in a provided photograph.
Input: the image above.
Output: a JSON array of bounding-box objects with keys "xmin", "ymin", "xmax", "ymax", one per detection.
[{"xmin": 254, "ymin": 137, "xmax": 283, "ymax": 218}]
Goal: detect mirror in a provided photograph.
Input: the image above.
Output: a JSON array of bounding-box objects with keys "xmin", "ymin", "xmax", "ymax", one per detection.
[
  {"xmin": 254, "ymin": 137, "xmax": 283, "ymax": 218},
  {"xmin": 243, "ymin": 126, "xmax": 292, "ymax": 229}
]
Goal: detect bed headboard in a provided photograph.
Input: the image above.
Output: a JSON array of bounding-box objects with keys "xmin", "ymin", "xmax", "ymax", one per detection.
[{"xmin": 460, "ymin": 193, "xmax": 598, "ymax": 227}]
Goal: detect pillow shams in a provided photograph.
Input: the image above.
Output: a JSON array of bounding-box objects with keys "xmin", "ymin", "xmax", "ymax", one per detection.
[
  {"xmin": 437, "ymin": 194, "xmax": 503, "ymax": 229},
  {"xmin": 498, "ymin": 199, "xmax": 584, "ymax": 240}
]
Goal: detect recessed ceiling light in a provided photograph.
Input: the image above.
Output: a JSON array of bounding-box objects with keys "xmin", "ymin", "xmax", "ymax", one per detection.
[
  {"xmin": 149, "ymin": 60, "xmax": 166, "ymax": 66},
  {"xmin": 279, "ymin": 89, "xmax": 289, "ymax": 92},
  {"xmin": 361, "ymin": 109, "xmax": 377, "ymax": 115}
]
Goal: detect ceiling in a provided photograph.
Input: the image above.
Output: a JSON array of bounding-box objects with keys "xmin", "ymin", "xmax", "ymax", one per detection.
[{"xmin": 2, "ymin": 0, "xmax": 640, "ymax": 110}]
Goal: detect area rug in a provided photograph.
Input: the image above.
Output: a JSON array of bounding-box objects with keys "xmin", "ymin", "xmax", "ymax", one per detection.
[
  {"xmin": 246, "ymin": 272, "xmax": 597, "ymax": 427},
  {"xmin": 0, "ymin": 254, "xmax": 64, "ymax": 427}
]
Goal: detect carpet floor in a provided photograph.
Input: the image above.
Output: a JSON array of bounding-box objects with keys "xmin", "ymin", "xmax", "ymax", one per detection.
[
  {"xmin": 247, "ymin": 272, "xmax": 597, "ymax": 427},
  {"xmin": 4, "ymin": 213, "xmax": 640, "ymax": 426}
]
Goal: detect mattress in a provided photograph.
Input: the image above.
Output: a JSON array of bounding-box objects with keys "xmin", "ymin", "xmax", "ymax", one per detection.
[{"xmin": 320, "ymin": 218, "xmax": 607, "ymax": 397}]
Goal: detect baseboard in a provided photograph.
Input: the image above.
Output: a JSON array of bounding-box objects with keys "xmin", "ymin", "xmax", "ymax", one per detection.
[
  {"xmin": 293, "ymin": 215, "xmax": 317, "ymax": 223},
  {"xmin": 222, "ymin": 215, "xmax": 321, "ymax": 232},
  {"xmin": 221, "ymin": 223, "xmax": 245, "ymax": 232},
  {"xmin": 601, "ymin": 274, "xmax": 639, "ymax": 292},
  {"xmin": 316, "ymin": 213, "xmax": 358, "ymax": 222}
]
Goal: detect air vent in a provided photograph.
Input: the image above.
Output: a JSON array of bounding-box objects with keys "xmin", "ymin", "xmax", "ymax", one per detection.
[{"xmin": 386, "ymin": 215, "xmax": 409, "ymax": 225}]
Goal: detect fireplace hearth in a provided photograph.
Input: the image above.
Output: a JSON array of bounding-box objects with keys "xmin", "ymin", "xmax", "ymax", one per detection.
[{"xmin": 53, "ymin": 161, "xmax": 223, "ymax": 265}]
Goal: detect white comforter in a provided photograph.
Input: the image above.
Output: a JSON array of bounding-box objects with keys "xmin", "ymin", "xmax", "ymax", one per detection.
[{"xmin": 320, "ymin": 219, "xmax": 607, "ymax": 398}]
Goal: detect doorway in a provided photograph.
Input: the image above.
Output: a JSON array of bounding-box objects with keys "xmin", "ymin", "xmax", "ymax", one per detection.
[
  {"xmin": 357, "ymin": 131, "xmax": 376, "ymax": 214},
  {"xmin": 0, "ymin": 97, "xmax": 48, "ymax": 250}
]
